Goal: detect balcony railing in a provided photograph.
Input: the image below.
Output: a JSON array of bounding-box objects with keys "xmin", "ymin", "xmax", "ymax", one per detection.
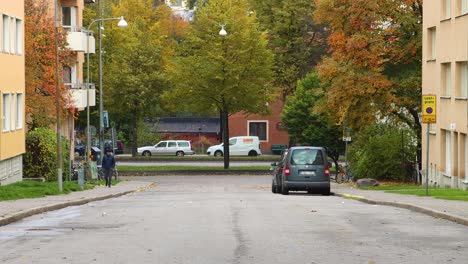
[
  {"xmin": 66, "ymin": 83, "xmax": 96, "ymax": 109},
  {"xmin": 65, "ymin": 26, "xmax": 95, "ymax": 53}
]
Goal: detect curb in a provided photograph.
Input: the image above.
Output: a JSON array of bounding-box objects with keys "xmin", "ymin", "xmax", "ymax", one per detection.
[
  {"xmin": 118, "ymin": 170, "xmax": 271, "ymax": 176},
  {"xmin": 334, "ymin": 193, "xmax": 468, "ymax": 227},
  {"xmin": 0, "ymin": 182, "xmax": 157, "ymax": 227}
]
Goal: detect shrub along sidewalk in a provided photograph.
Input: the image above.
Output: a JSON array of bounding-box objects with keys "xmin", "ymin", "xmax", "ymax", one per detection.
[
  {"xmin": 359, "ymin": 185, "xmax": 468, "ymax": 201},
  {"xmin": 0, "ymin": 180, "xmax": 119, "ymax": 201}
]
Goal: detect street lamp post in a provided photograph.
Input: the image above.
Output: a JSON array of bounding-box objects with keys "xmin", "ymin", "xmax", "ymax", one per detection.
[{"xmin": 85, "ymin": 16, "xmax": 127, "ymax": 170}]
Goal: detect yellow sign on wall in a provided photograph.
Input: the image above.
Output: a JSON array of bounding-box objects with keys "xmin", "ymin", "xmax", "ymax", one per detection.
[{"xmin": 422, "ymin": 95, "xmax": 436, "ymax": 123}]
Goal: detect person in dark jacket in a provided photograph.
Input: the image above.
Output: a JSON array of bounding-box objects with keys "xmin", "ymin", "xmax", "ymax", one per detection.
[{"xmin": 102, "ymin": 149, "xmax": 116, "ymax": 187}]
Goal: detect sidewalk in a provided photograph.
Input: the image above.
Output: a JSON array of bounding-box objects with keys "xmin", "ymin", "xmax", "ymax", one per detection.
[
  {"xmin": 0, "ymin": 180, "xmax": 155, "ymax": 227},
  {"xmin": 332, "ymin": 183, "xmax": 468, "ymax": 226}
]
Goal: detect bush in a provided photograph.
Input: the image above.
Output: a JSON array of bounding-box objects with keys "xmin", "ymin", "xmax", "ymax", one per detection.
[
  {"xmin": 348, "ymin": 124, "xmax": 417, "ymax": 182},
  {"xmin": 23, "ymin": 128, "xmax": 70, "ymax": 181}
]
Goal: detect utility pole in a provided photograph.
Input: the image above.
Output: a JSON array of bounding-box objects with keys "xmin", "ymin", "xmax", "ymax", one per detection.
[{"xmin": 54, "ymin": 0, "xmax": 63, "ymax": 192}]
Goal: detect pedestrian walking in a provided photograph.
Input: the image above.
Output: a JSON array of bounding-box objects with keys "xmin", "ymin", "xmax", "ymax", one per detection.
[{"xmin": 102, "ymin": 149, "xmax": 116, "ymax": 188}]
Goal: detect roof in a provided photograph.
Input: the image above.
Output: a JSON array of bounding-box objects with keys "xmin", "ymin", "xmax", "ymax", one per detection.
[{"xmin": 155, "ymin": 117, "xmax": 220, "ymax": 134}]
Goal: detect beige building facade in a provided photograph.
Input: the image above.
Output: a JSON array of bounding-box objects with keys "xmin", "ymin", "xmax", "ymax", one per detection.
[
  {"xmin": 0, "ymin": 1, "xmax": 25, "ymax": 185},
  {"xmin": 423, "ymin": 0, "xmax": 468, "ymax": 190}
]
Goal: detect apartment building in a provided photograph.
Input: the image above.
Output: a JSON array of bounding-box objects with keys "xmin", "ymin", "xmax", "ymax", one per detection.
[
  {"xmin": 423, "ymin": 0, "xmax": 468, "ymax": 190},
  {"xmin": 52, "ymin": 0, "xmax": 95, "ymax": 155},
  {"xmin": 0, "ymin": 2, "xmax": 25, "ymax": 185}
]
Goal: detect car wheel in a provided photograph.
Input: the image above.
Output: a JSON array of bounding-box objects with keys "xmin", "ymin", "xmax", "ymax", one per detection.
[
  {"xmin": 142, "ymin": 151, "xmax": 151, "ymax": 157},
  {"xmin": 271, "ymin": 182, "xmax": 277, "ymax": 193},
  {"xmin": 176, "ymin": 151, "xmax": 185, "ymax": 157},
  {"xmin": 248, "ymin": 150, "xmax": 258, "ymax": 157},
  {"xmin": 281, "ymin": 184, "xmax": 289, "ymax": 195},
  {"xmin": 214, "ymin": 151, "xmax": 223, "ymax": 157},
  {"xmin": 321, "ymin": 188, "xmax": 331, "ymax": 196}
]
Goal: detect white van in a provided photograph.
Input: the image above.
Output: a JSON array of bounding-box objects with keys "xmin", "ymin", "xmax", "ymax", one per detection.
[{"xmin": 206, "ymin": 136, "xmax": 262, "ymax": 156}]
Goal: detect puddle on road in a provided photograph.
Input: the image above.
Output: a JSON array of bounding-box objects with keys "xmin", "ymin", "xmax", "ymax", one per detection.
[{"xmin": 0, "ymin": 206, "xmax": 81, "ymax": 241}]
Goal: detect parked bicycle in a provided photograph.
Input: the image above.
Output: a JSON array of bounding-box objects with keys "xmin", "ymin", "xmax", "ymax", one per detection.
[{"xmin": 332, "ymin": 165, "xmax": 354, "ymax": 183}]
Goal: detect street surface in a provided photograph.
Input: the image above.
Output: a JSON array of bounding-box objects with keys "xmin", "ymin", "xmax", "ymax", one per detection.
[{"xmin": 1, "ymin": 176, "xmax": 467, "ymax": 264}]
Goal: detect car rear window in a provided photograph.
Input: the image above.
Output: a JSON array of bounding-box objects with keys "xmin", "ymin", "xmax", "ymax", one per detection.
[
  {"xmin": 291, "ymin": 149, "xmax": 324, "ymax": 165},
  {"xmin": 178, "ymin": 142, "xmax": 189, "ymax": 147},
  {"xmin": 168, "ymin": 142, "xmax": 177, "ymax": 147}
]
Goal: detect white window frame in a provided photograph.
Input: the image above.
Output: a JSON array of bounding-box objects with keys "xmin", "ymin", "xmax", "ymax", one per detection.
[
  {"xmin": 3, "ymin": 14, "xmax": 9, "ymax": 53},
  {"xmin": 16, "ymin": 18, "xmax": 22, "ymax": 55},
  {"xmin": 247, "ymin": 120, "xmax": 269, "ymax": 142},
  {"xmin": 465, "ymin": 134, "xmax": 468, "ymax": 181},
  {"xmin": 461, "ymin": 62, "xmax": 468, "ymax": 97},
  {"xmin": 2, "ymin": 93, "xmax": 11, "ymax": 132},
  {"xmin": 442, "ymin": 63, "xmax": 451, "ymax": 96},
  {"xmin": 16, "ymin": 93, "xmax": 23, "ymax": 129},
  {"xmin": 62, "ymin": 6, "xmax": 77, "ymax": 30},
  {"xmin": 428, "ymin": 27, "xmax": 436, "ymax": 60},
  {"xmin": 444, "ymin": 0, "xmax": 452, "ymax": 19},
  {"xmin": 446, "ymin": 131, "xmax": 452, "ymax": 175},
  {"xmin": 462, "ymin": 0, "xmax": 468, "ymax": 15},
  {"xmin": 9, "ymin": 17, "xmax": 15, "ymax": 54}
]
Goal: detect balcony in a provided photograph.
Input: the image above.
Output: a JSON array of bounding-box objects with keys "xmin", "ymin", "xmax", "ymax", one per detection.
[
  {"xmin": 66, "ymin": 83, "xmax": 96, "ymax": 109},
  {"xmin": 65, "ymin": 26, "xmax": 95, "ymax": 53}
]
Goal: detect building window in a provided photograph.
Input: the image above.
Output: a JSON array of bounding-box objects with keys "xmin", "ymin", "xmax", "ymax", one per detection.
[
  {"xmin": 62, "ymin": 6, "xmax": 77, "ymax": 30},
  {"xmin": 62, "ymin": 66, "xmax": 72, "ymax": 84},
  {"xmin": 16, "ymin": 19, "xmax": 22, "ymax": 55},
  {"xmin": 446, "ymin": 130, "xmax": 452, "ymax": 175},
  {"xmin": 427, "ymin": 27, "xmax": 436, "ymax": 60},
  {"xmin": 465, "ymin": 134, "xmax": 468, "ymax": 180},
  {"xmin": 9, "ymin": 17, "xmax": 15, "ymax": 54},
  {"xmin": 3, "ymin": 15, "xmax": 9, "ymax": 53},
  {"xmin": 16, "ymin": 93, "xmax": 23, "ymax": 129},
  {"xmin": 441, "ymin": 63, "xmax": 451, "ymax": 96},
  {"xmin": 457, "ymin": 62, "xmax": 468, "ymax": 97},
  {"xmin": 248, "ymin": 121, "xmax": 267, "ymax": 141},
  {"xmin": 461, "ymin": 0, "xmax": 468, "ymax": 15},
  {"xmin": 443, "ymin": 0, "xmax": 452, "ymax": 19},
  {"xmin": 2, "ymin": 93, "xmax": 11, "ymax": 132}
]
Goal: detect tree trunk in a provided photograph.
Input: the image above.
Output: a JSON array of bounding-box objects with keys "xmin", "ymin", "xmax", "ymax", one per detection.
[
  {"xmin": 222, "ymin": 109, "xmax": 230, "ymax": 169},
  {"xmin": 131, "ymin": 113, "xmax": 138, "ymax": 157},
  {"xmin": 219, "ymin": 109, "xmax": 223, "ymax": 143}
]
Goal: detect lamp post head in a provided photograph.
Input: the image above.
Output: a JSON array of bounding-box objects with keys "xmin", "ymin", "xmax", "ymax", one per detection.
[
  {"xmin": 118, "ymin": 16, "xmax": 128, "ymax": 28},
  {"xmin": 219, "ymin": 25, "xmax": 227, "ymax": 36}
]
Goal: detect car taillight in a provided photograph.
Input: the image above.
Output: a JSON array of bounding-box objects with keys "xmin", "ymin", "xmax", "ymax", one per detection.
[
  {"xmin": 285, "ymin": 167, "xmax": 290, "ymax": 177},
  {"xmin": 325, "ymin": 167, "xmax": 330, "ymax": 177}
]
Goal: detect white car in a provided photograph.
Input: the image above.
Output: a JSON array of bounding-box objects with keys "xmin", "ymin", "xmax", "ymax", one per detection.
[
  {"xmin": 137, "ymin": 140, "xmax": 195, "ymax": 156},
  {"xmin": 207, "ymin": 136, "xmax": 262, "ymax": 156}
]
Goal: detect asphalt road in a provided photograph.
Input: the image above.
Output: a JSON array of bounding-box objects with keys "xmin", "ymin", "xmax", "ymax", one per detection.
[{"xmin": 1, "ymin": 176, "xmax": 467, "ymax": 264}]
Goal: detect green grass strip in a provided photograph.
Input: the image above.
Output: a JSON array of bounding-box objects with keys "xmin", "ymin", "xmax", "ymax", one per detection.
[
  {"xmin": 359, "ymin": 185, "xmax": 468, "ymax": 201},
  {"xmin": 118, "ymin": 165, "xmax": 270, "ymax": 171},
  {"xmin": 0, "ymin": 179, "xmax": 120, "ymax": 201}
]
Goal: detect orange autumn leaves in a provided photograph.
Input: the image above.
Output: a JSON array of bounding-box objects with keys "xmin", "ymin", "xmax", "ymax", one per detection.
[
  {"xmin": 314, "ymin": 0, "xmax": 422, "ymax": 127},
  {"xmin": 25, "ymin": 0, "xmax": 75, "ymax": 129}
]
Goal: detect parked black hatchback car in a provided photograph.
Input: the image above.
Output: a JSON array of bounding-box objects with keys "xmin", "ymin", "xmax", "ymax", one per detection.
[{"xmin": 272, "ymin": 146, "xmax": 330, "ymax": 195}]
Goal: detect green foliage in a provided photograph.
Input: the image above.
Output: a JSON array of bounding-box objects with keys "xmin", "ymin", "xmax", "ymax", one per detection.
[
  {"xmin": 137, "ymin": 121, "xmax": 162, "ymax": 146},
  {"xmin": 86, "ymin": 0, "xmax": 184, "ymax": 155},
  {"xmin": 249, "ymin": 0, "xmax": 328, "ymax": 95},
  {"xmin": 348, "ymin": 124, "xmax": 417, "ymax": 182},
  {"xmin": 23, "ymin": 128, "xmax": 70, "ymax": 181},
  {"xmin": 165, "ymin": 0, "xmax": 274, "ymax": 115},
  {"xmin": 281, "ymin": 72, "xmax": 343, "ymax": 162}
]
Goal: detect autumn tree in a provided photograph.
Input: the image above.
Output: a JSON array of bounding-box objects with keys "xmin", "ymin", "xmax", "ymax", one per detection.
[
  {"xmin": 282, "ymin": 71, "xmax": 343, "ymax": 173},
  {"xmin": 249, "ymin": 0, "xmax": 328, "ymax": 96},
  {"xmin": 314, "ymin": 0, "xmax": 423, "ymax": 161},
  {"xmin": 25, "ymin": 0, "xmax": 75, "ymax": 129},
  {"xmin": 165, "ymin": 0, "xmax": 274, "ymax": 169},
  {"xmin": 97, "ymin": 0, "xmax": 186, "ymax": 156}
]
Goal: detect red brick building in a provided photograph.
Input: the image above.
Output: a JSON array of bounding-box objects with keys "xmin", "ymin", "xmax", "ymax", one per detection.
[{"xmin": 229, "ymin": 100, "xmax": 289, "ymax": 154}]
